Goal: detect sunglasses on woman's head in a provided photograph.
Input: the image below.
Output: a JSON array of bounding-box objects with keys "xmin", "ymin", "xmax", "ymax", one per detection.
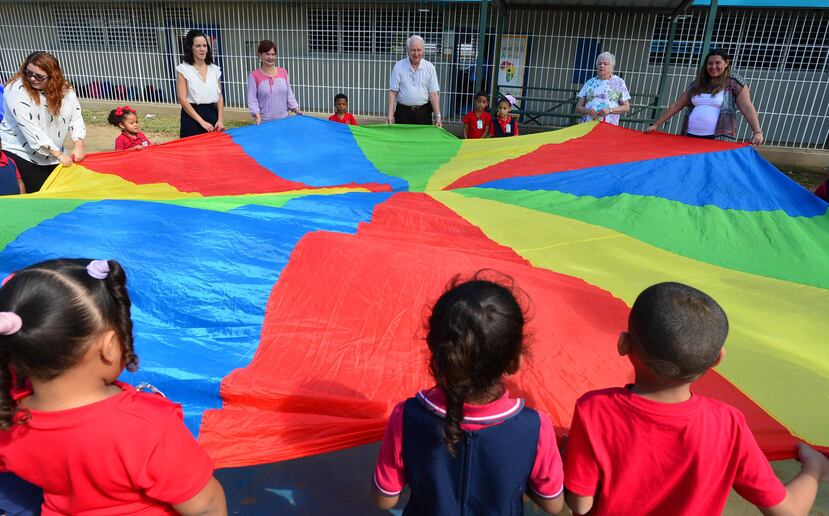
[{"xmin": 25, "ymin": 69, "xmax": 49, "ymax": 82}]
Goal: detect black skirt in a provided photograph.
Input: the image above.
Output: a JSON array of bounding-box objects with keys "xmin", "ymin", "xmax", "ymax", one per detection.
[{"xmin": 180, "ymin": 103, "xmax": 219, "ymax": 138}]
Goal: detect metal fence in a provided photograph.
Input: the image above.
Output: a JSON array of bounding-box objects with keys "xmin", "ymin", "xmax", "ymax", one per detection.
[{"xmin": 0, "ymin": 1, "xmax": 827, "ymax": 149}]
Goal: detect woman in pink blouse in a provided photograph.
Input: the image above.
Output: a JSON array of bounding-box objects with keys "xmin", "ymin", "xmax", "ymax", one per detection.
[{"xmin": 247, "ymin": 40, "xmax": 300, "ymax": 124}]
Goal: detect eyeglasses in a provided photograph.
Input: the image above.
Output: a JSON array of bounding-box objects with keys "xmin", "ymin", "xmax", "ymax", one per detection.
[{"xmin": 25, "ymin": 69, "xmax": 49, "ymax": 82}]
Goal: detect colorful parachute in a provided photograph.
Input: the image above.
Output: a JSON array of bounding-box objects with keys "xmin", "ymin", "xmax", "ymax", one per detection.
[{"xmin": 1, "ymin": 118, "xmax": 826, "ymax": 469}]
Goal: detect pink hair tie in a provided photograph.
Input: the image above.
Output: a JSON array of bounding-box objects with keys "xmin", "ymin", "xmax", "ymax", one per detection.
[
  {"xmin": 0, "ymin": 312, "xmax": 22, "ymax": 336},
  {"xmin": 1, "ymin": 273, "xmax": 14, "ymax": 287},
  {"xmin": 505, "ymin": 94, "xmax": 517, "ymax": 106},
  {"xmin": 86, "ymin": 260, "xmax": 110, "ymax": 280}
]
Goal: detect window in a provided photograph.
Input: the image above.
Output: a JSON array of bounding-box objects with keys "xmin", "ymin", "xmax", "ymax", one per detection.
[
  {"xmin": 308, "ymin": 8, "xmax": 338, "ymax": 53},
  {"xmin": 54, "ymin": 5, "xmax": 158, "ymax": 52},
  {"xmin": 786, "ymin": 13, "xmax": 829, "ymax": 71},
  {"xmin": 648, "ymin": 9, "xmax": 828, "ymax": 72},
  {"xmin": 308, "ymin": 6, "xmax": 443, "ymax": 55},
  {"xmin": 648, "ymin": 13, "xmax": 706, "ymax": 66},
  {"xmin": 728, "ymin": 11, "xmax": 787, "ymax": 70},
  {"xmin": 342, "ymin": 9, "xmax": 373, "ymax": 54}
]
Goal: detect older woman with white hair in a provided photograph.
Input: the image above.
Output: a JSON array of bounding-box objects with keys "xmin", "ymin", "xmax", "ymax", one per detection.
[{"xmin": 575, "ymin": 52, "xmax": 631, "ymax": 125}]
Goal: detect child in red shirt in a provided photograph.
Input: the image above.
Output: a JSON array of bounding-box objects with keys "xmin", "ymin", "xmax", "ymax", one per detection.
[
  {"xmin": 491, "ymin": 95, "xmax": 519, "ymax": 137},
  {"xmin": 462, "ymin": 91, "xmax": 491, "ymax": 139},
  {"xmin": 563, "ymin": 282, "xmax": 829, "ymax": 516},
  {"xmin": 328, "ymin": 93, "xmax": 358, "ymax": 125},
  {"xmin": 109, "ymin": 105, "xmax": 152, "ymax": 150},
  {"xmin": 372, "ymin": 273, "xmax": 564, "ymax": 515},
  {"xmin": 0, "ymin": 142, "xmax": 24, "ymax": 195},
  {"xmin": 0, "ymin": 259, "xmax": 227, "ymax": 516}
]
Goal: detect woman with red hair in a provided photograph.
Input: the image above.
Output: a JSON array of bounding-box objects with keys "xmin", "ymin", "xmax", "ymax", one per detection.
[{"xmin": 0, "ymin": 52, "xmax": 86, "ymax": 193}]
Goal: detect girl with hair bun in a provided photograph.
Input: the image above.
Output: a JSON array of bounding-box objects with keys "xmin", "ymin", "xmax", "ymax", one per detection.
[
  {"xmin": 0, "ymin": 259, "xmax": 226, "ymax": 516},
  {"xmin": 372, "ymin": 272, "xmax": 564, "ymax": 515},
  {"xmin": 108, "ymin": 105, "xmax": 152, "ymax": 150}
]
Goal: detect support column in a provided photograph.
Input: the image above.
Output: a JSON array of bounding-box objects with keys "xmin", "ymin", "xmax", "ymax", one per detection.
[
  {"xmin": 653, "ymin": 15, "xmax": 679, "ymax": 120},
  {"xmin": 473, "ymin": 0, "xmax": 490, "ymax": 93},
  {"xmin": 490, "ymin": 3, "xmax": 505, "ymax": 102},
  {"xmin": 700, "ymin": 0, "xmax": 719, "ymax": 60}
]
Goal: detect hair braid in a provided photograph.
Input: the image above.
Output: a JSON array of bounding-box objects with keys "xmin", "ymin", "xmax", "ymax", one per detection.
[
  {"xmin": 103, "ymin": 261, "xmax": 138, "ymax": 372},
  {"xmin": 0, "ymin": 345, "xmax": 15, "ymax": 429},
  {"xmin": 427, "ymin": 273, "xmax": 525, "ymax": 456}
]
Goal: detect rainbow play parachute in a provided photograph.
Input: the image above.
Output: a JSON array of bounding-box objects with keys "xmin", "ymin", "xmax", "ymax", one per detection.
[{"xmin": 1, "ymin": 118, "xmax": 827, "ymax": 468}]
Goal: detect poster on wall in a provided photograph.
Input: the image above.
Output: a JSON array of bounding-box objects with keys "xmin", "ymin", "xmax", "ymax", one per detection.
[{"xmin": 498, "ymin": 34, "xmax": 530, "ymax": 101}]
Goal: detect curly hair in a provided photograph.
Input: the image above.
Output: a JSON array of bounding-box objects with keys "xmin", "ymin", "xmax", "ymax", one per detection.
[
  {"xmin": 107, "ymin": 106, "xmax": 137, "ymax": 127},
  {"xmin": 426, "ymin": 271, "xmax": 527, "ymax": 455}
]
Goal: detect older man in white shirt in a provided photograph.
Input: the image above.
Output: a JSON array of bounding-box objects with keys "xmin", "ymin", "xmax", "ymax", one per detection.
[{"xmin": 387, "ymin": 35, "xmax": 442, "ymax": 127}]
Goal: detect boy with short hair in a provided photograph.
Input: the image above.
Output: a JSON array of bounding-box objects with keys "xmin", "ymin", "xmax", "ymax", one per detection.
[
  {"xmin": 328, "ymin": 93, "xmax": 358, "ymax": 125},
  {"xmin": 564, "ymin": 282, "xmax": 828, "ymax": 516},
  {"xmin": 462, "ymin": 91, "xmax": 491, "ymax": 139}
]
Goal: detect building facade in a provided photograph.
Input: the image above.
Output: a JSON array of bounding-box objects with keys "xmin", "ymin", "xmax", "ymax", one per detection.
[{"xmin": 0, "ymin": 1, "xmax": 826, "ymax": 148}]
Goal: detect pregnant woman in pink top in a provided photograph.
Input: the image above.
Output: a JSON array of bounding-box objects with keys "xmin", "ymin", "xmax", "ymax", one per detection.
[{"xmin": 247, "ymin": 40, "xmax": 300, "ymax": 124}]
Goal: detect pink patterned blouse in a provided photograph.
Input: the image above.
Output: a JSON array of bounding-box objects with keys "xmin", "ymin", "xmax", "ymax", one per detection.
[{"xmin": 246, "ymin": 68, "xmax": 299, "ymax": 122}]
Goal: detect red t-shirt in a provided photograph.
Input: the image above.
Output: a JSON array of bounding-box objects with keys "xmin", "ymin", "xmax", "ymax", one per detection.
[
  {"xmin": 115, "ymin": 131, "xmax": 151, "ymax": 151},
  {"xmin": 463, "ymin": 110, "xmax": 492, "ymax": 139},
  {"xmin": 374, "ymin": 386, "xmax": 563, "ymax": 500},
  {"xmin": 0, "ymin": 381, "xmax": 214, "ymax": 515},
  {"xmin": 563, "ymin": 387, "xmax": 786, "ymax": 515},
  {"xmin": 328, "ymin": 113, "xmax": 358, "ymax": 125}
]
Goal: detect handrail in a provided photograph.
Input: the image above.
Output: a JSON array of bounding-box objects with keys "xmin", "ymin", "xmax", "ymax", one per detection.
[{"xmin": 496, "ymin": 83, "xmax": 659, "ymax": 127}]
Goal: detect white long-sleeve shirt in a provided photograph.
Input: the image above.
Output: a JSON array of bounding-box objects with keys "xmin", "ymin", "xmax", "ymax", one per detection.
[{"xmin": 0, "ymin": 78, "xmax": 86, "ymax": 165}]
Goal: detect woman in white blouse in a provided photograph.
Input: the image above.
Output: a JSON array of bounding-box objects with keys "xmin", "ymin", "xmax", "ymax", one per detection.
[
  {"xmin": 176, "ymin": 29, "xmax": 224, "ymax": 138},
  {"xmin": 0, "ymin": 51, "xmax": 86, "ymax": 192}
]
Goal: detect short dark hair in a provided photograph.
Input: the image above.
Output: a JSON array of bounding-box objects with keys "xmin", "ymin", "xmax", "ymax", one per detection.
[
  {"xmin": 334, "ymin": 93, "xmax": 348, "ymax": 103},
  {"xmin": 183, "ymin": 29, "xmax": 213, "ymax": 65},
  {"xmin": 257, "ymin": 39, "xmax": 276, "ymax": 55},
  {"xmin": 628, "ymin": 282, "xmax": 728, "ymax": 380},
  {"xmin": 0, "ymin": 259, "xmax": 138, "ymax": 429},
  {"xmin": 427, "ymin": 271, "xmax": 527, "ymax": 454},
  {"xmin": 474, "ymin": 91, "xmax": 489, "ymax": 102}
]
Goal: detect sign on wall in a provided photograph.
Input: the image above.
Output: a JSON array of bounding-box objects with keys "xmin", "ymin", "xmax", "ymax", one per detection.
[{"xmin": 498, "ymin": 34, "xmax": 530, "ymax": 100}]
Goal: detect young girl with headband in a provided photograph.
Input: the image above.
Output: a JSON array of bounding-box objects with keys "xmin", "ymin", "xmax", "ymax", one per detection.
[
  {"xmin": 0, "ymin": 259, "xmax": 226, "ymax": 515},
  {"xmin": 108, "ymin": 105, "xmax": 152, "ymax": 151},
  {"xmin": 372, "ymin": 273, "xmax": 564, "ymax": 514}
]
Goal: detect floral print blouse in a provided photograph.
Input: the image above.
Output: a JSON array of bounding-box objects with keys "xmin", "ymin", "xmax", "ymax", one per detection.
[{"xmin": 576, "ymin": 75, "xmax": 631, "ymax": 125}]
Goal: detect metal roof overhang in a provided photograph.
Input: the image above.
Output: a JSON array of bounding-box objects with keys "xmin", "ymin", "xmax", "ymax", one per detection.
[{"xmin": 499, "ymin": 0, "xmax": 694, "ymax": 13}]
